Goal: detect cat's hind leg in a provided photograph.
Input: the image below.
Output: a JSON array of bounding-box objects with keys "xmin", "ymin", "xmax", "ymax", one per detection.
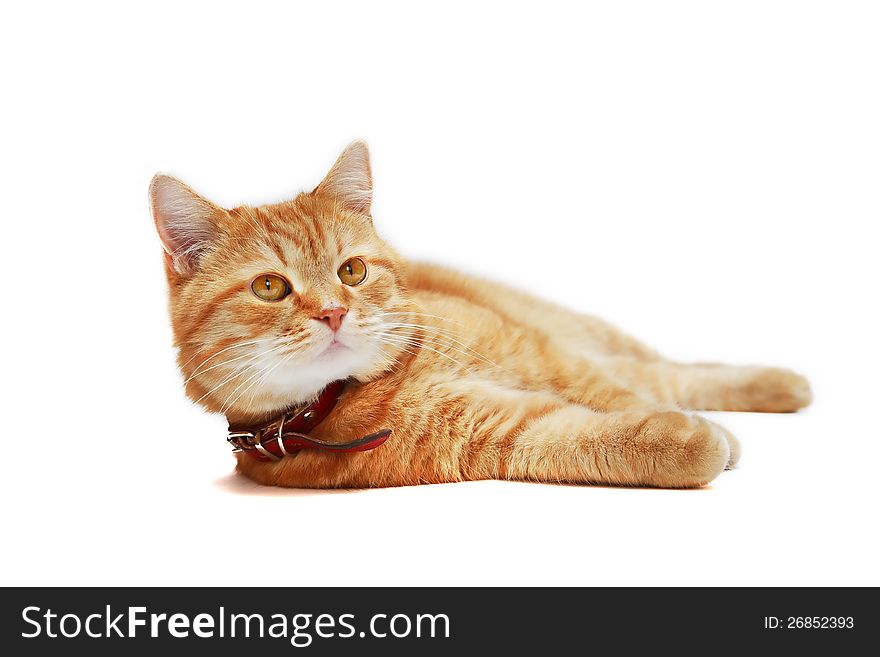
[{"xmin": 600, "ymin": 358, "xmax": 812, "ymax": 413}]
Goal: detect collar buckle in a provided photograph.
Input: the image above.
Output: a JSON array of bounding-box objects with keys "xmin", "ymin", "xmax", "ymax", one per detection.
[
  {"xmin": 226, "ymin": 430, "xmax": 281, "ymax": 461},
  {"xmin": 226, "ymin": 431, "xmax": 253, "ymax": 453}
]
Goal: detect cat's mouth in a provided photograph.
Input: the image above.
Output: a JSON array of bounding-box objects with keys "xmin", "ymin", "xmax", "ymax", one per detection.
[{"xmin": 318, "ymin": 338, "xmax": 349, "ymax": 357}]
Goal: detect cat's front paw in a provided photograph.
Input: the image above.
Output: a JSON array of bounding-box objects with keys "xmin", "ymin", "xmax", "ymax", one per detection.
[
  {"xmin": 706, "ymin": 420, "xmax": 741, "ymax": 470},
  {"xmin": 636, "ymin": 411, "xmax": 730, "ymax": 488}
]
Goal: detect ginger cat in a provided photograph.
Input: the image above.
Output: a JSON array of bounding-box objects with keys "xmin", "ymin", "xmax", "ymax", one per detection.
[{"xmin": 151, "ymin": 141, "xmax": 811, "ymax": 489}]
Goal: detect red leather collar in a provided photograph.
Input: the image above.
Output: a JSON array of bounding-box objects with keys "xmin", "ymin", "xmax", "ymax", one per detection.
[{"xmin": 226, "ymin": 380, "xmax": 391, "ymax": 462}]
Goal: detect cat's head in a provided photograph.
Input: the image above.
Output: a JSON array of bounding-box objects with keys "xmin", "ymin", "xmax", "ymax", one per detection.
[{"xmin": 150, "ymin": 141, "xmax": 410, "ymax": 423}]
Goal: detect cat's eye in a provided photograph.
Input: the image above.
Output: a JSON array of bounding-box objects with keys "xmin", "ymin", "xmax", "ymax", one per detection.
[
  {"xmin": 338, "ymin": 257, "xmax": 367, "ymax": 286},
  {"xmin": 250, "ymin": 274, "xmax": 291, "ymax": 302}
]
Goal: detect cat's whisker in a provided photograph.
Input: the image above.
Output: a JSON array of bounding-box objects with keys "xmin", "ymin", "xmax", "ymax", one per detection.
[
  {"xmin": 219, "ymin": 361, "xmax": 277, "ymax": 416},
  {"xmin": 197, "ymin": 341, "xmax": 293, "ymax": 408},
  {"xmin": 376, "ymin": 339, "xmax": 477, "ymax": 376},
  {"xmin": 183, "ymin": 340, "xmax": 283, "ymax": 385},
  {"xmin": 240, "ymin": 358, "xmax": 284, "ymax": 418},
  {"xmin": 380, "ymin": 326, "xmax": 490, "ymax": 363},
  {"xmin": 373, "ymin": 309, "xmax": 466, "ymax": 326},
  {"xmin": 382, "ymin": 331, "xmax": 501, "ymax": 372},
  {"xmin": 373, "ymin": 311, "xmax": 466, "ymax": 330},
  {"xmin": 371, "ymin": 315, "xmax": 481, "ymax": 349},
  {"xmin": 192, "ymin": 362, "xmax": 257, "ymax": 407},
  {"xmin": 394, "ymin": 301, "xmax": 469, "ymax": 325},
  {"xmin": 236, "ymin": 349, "xmax": 297, "ymax": 418},
  {"xmin": 179, "ymin": 337, "xmax": 268, "ymax": 372},
  {"xmin": 376, "ymin": 322, "xmax": 507, "ymax": 371},
  {"xmin": 277, "ymin": 332, "xmax": 308, "ymax": 353},
  {"xmin": 379, "ymin": 321, "xmax": 479, "ymax": 344},
  {"xmin": 374, "ymin": 328, "xmax": 472, "ymax": 357},
  {"xmin": 186, "ymin": 329, "xmax": 311, "ymax": 387},
  {"xmin": 376, "ymin": 336, "xmax": 472, "ymax": 372},
  {"xmin": 373, "ymin": 332, "xmax": 479, "ymax": 375},
  {"xmin": 375, "ymin": 344, "xmax": 417, "ymax": 369},
  {"xmin": 217, "ymin": 341, "xmax": 297, "ymax": 415},
  {"xmin": 375, "ymin": 340, "xmax": 427, "ymax": 367}
]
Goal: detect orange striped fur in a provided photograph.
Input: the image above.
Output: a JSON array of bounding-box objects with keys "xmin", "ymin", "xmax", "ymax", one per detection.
[{"xmin": 150, "ymin": 141, "xmax": 811, "ymax": 489}]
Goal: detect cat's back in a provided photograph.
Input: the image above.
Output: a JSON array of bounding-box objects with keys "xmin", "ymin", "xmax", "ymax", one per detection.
[
  {"xmin": 403, "ymin": 261, "xmax": 657, "ymax": 360},
  {"xmin": 404, "ymin": 260, "xmax": 538, "ymax": 319}
]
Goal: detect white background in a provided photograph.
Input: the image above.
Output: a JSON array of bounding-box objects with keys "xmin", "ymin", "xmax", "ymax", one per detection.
[{"xmin": 1, "ymin": 1, "xmax": 878, "ymax": 586}]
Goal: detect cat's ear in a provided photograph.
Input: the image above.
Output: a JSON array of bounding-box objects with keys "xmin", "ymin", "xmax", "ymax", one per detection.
[
  {"xmin": 149, "ymin": 174, "xmax": 223, "ymax": 276},
  {"xmin": 313, "ymin": 140, "xmax": 373, "ymax": 215}
]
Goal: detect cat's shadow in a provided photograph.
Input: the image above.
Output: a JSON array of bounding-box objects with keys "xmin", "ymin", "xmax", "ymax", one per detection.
[
  {"xmin": 213, "ymin": 472, "xmax": 717, "ymax": 495},
  {"xmin": 212, "ymin": 472, "xmax": 364, "ymax": 497}
]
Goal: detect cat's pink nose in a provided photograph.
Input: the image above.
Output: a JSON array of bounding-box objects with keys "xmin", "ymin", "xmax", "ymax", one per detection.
[{"xmin": 313, "ymin": 306, "xmax": 348, "ymax": 331}]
